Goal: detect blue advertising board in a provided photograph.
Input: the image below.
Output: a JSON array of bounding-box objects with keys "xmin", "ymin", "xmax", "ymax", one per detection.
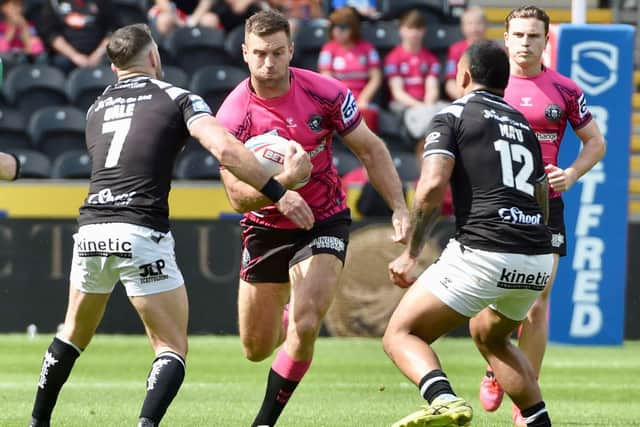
[{"xmin": 550, "ymin": 25, "xmax": 634, "ymax": 345}]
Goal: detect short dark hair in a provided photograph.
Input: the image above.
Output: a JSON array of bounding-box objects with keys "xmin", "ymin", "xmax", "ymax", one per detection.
[
  {"xmin": 245, "ymin": 9, "xmax": 291, "ymax": 41},
  {"xmin": 464, "ymin": 40, "xmax": 510, "ymax": 91},
  {"xmin": 107, "ymin": 24, "xmax": 154, "ymax": 69},
  {"xmin": 505, "ymin": 5, "xmax": 550, "ymax": 35}
]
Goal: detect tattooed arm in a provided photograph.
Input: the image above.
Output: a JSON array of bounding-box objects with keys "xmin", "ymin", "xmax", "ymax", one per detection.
[{"xmin": 389, "ymin": 154, "xmax": 454, "ymax": 288}]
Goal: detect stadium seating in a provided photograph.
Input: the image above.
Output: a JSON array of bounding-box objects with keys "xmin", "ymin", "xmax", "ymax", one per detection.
[
  {"xmin": 0, "ymin": 52, "xmax": 31, "ymax": 76},
  {"xmin": 156, "ymin": 42, "xmax": 177, "ymax": 67},
  {"xmin": 424, "ymin": 22, "xmax": 463, "ymax": 53},
  {"xmin": 65, "ymin": 66, "xmax": 116, "ymax": 112},
  {"xmin": 0, "ymin": 108, "xmax": 32, "ymax": 151},
  {"xmin": 390, "ymin": 151, "xmax": 421, "ymax": 182},
  {"xmin": 112, "ymin": 0, "xmax": 149, "ymax": 26},
  {"xmin": 189, "ymin": 65, "xmax": 249, "ymax": 112},
  {"xmin": 224, "ymin": 25, "xmax": 246, "ymax": 66},
  {"xmin": 361, "ymin": 20, "xmax": 401, "ymax": 59},
  {"xmin": 175, "ymin": 151, "xmax": 221, "ymax": 180},
  {"xmin": 2, "ymin": 64, "xmax": 68, "ymax": 118},
  {"xmin": 4, "ymin": 9, "xmax": 470, "ymax": 183},
  {"xmin": 11, "ymin": 148, "xmax": 52, "ymax": 178},
  {"xmin": 50, "ymin": 149, "xmax": 92, "ymax": 179},
  {"xmin": 332, "ymin": 150, "xmax": 361, "ymax": 176},
  {"xmin": 379, "ymin": 0, "xmax": 449, "ymax": 20},
  {"xmin": 162, "ymin": 65, "xmax": 189, "ymax": 89},
  {"xmin": 23, "ymin": 0, "xmax": 45, "ymax": 24},
  {"xmin": 28, "ymin": 106, "xmax": 86, "ymax": 160},
  {"xmin": 165, "ymin": 26, "xmax": 229, "ymax": 76},
  {"xmin": 377, "ymin": 109, "xmax": 414, "ymax": 153},
  {"xmin": 292, "ymin": 20, "xmax": 329, "ymax": 71}
]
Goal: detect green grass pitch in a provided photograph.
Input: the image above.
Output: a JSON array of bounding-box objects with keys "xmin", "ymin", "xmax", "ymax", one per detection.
[{"xmin": 1, "ymin": 335, "xmax": 639, "ymax": 426}]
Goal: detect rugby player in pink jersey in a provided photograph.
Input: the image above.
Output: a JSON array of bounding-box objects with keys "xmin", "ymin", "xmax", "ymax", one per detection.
[
  {"xmin": 216, "ymin": 10, "xmax": 410, "ymax": 427},
  {"xmin": 443, "ymin": 6, "xmax": 488, "ymax": 100},
  {"xmin": 478, "ymin": 6, "xmax": 606, "ymax": 426}
]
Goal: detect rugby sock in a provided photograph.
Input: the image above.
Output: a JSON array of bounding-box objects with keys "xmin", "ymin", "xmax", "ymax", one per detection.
[
  {"xmin": 139, "ymin": 351, "xmax": 186, "ymax": 425},
  {"xmin": 418, "ymin": 369, "xmax": 457, "ymax": 404},
  {"xmin": 252, "ymin": 348, "xmax": 311, "ymax": 427},
  {"xmin": 31, "ymin": 336, "xmax": 82, "ymax": 422},
  {"xmin": 522, "ymin": 401, "xmax": 551, "ymax": 426}
]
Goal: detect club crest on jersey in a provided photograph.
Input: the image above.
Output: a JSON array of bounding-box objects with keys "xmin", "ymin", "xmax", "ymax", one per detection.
[
  {"xmin": 308, "ymin": 114, "xmax": 323, "ymax": 132},
  {"xmin": 545, "ymin": 104, "xmax": 562, "ymax": 122}
]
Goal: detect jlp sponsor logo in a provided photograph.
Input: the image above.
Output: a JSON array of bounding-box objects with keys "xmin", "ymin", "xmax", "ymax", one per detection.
[{"xmin": 139, "ymin": 259, "xmax": 169, "ymax": 283}]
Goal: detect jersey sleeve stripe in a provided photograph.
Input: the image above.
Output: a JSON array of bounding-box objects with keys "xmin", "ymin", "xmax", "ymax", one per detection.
[
  {"xmin": 424, "ymin": 148, "xmax": 455, "ymax": 159},
  {"xmin": 186, "ymin": 113, "xmax": 210, "ymax": 128}
]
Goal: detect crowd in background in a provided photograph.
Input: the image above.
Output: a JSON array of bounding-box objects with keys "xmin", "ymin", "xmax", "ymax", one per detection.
[{"xmin": 0, "ymin": 0, "xmax": 486, "ymax": 210}]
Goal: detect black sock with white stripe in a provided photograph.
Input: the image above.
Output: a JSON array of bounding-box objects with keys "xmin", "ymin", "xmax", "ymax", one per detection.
[
  {"xmin": 31, "ymin": 336, "xmax": 82, "ymax": 422},
  {"xmin": 418, "ymin": 369, "xmax": 457, "ymax": 404},
  {"xmin": 139, "ymin": 351, "xmax": 186, "ymax": 424},
  {"xmin": 522, "ymin": 401, "xmax": 551, "ymax": 426}
]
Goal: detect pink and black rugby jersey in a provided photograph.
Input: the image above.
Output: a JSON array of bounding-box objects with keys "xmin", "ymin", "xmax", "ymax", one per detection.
[
  {"xmin": 504, "ymin": 67, "xmax": 592, "ymax": 199},
  {"xmin": 217, "ymin": 67, "xmax": 362, "ymax": 228}
]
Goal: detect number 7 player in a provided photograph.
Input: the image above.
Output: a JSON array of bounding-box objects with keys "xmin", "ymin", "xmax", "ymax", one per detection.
[{"xmin": 28, "ymin": 23, "xmax": 313, "ymax": 427}]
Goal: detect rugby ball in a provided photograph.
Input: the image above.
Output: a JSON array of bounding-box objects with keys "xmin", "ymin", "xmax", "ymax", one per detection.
[{"xmin": 245, "ymin": 133, "xmax": 309, "ymax": 189}]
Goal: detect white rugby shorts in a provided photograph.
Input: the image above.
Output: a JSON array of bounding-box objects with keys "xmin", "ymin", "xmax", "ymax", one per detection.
[
  {"xmin": 418, "ymin": 239, "xmax": 554, "ymax": 321},
  {"xmin": 70, "ymin": 223, "xmax": 184, "ymax": 297}
]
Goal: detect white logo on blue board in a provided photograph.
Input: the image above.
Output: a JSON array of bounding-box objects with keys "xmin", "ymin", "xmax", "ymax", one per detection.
[{"xmin": 571, "ymin": 41, "xmax": 618, "ymax": 96}]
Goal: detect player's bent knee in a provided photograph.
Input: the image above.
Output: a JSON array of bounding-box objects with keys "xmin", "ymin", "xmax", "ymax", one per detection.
[
  {"xmin": 381, "ymin": 332, "xmax": 397, "ymax": 358},
  {"xmin": 241, "ymin": 336, "xmax": 275, "ymax": 362},
  {"xmin": 290, "ymin": 314, "xmax": 322, "ymax": 343}
]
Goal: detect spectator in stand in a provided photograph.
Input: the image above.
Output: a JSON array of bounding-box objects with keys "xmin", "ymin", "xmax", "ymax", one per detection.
[
  {"xmin": 36, "ymin": 0, "xmax": 120, "ymax": 72},
  {"xmin": 0, "ymin": 0, "xmax": 45, "ymax": 59},
  {"xmin": 149, "ymin": 0, "xmax": 219, "ymax": 37},
  {"xmin": 213, "ymin": 0, "xmax": 267, "ymax": 32},
  {"xmin": 444, "ymin": 6, "xmax": 488, "ymax": 100},
  {"xmin": 150, "ymin": 0, "xmax": 264, "ymax": 37},
  {"xmin": 319, "ymin": 6, "xmax": 381, "ymax": 132},
  {"xmin": 384, "ymin": 9, "xmax": 447, "ymax": 147},
  {"xmin": 268, "ymin": 0, "xmax": 325, "ymax": 35},
  {"xmin": 330, "ymin": 0, "xmax": 380, "ymax": 20}
]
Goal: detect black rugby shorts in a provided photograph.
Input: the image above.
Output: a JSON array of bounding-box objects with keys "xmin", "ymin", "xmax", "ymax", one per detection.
[
  {"xmin": 240, "ymin": 210, "xmax": 351, "ymax": 283},
  {"xmin": 549, "ymin": 197, "xmax": 566, "ymax": 257}
]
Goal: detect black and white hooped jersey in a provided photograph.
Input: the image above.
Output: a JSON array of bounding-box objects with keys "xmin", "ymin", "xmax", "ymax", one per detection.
[
  {"xmin": 78, "ymin": 76, "xmax": 212, "ymax": 232},
  {"xmin": 423, "ymin": 89, "xmax": 551, "ymax": 254}
]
